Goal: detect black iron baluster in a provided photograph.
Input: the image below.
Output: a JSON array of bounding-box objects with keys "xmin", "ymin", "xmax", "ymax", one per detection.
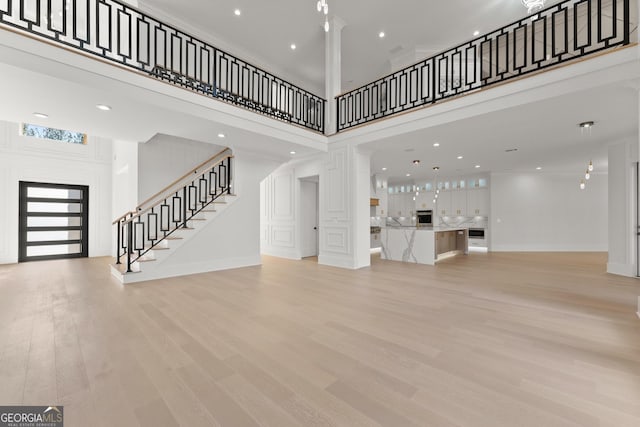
[
  {"xmin": 182, "ymin": 186, "xmax": 188, "ymax": 229},
  {"xmin": 126, "ymin": 220, "xmax": 133, "ymax": 273},
  {"xmin": 116, "ymin": 219, "xmax": 121, "ymax": 264}
]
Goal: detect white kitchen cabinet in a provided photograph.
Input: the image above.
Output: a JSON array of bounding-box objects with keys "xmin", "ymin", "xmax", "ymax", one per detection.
[
  {"xmin": 466, "ymin": 188, "xmax": 489, "ymax": 216},
  {"xmin": 388, "ymin": 193, "xmax": 414, "ymax": 217},
  {"xmin": 436, "ymin": 191, "xmax": 452, "ymax": 216},
  {"xmin": 415, "ymin": 192, "xmax": 435, "ymax": 211},
  {"xmin": 451, "ymin": 190, "xmax": 467, "ymax": 216}
]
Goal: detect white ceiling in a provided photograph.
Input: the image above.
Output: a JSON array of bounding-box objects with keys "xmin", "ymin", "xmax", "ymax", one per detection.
[
  {"xmin": 367, "ymin": 82, "xmax": 638, "ymax": 183},
  {"xmin": 138, "ymin": 0, "xmax": 563, "ymax": 95}
]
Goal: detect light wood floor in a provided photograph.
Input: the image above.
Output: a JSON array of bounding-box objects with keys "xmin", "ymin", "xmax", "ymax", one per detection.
[{"xmin": 1, "ymin": 252, "xmax": 639, "ymax": 427}]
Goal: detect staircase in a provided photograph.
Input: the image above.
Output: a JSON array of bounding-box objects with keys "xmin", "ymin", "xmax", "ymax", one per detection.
[{"xmin": 111, "ymin": 148, "xmax": 235, "ymax": 284}]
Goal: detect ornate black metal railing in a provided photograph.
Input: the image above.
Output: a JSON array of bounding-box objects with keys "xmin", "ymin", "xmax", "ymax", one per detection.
[
  {"xmin": 0, "ymin": 0, "xmax": 325, "ymax": 132},
  {"xmin": 336, "ymin": 0, "xmax": 632, "ymax": 131},
  {"xmin": 113, "ymin": 148, "xmax": 232, "ymax": 273}
]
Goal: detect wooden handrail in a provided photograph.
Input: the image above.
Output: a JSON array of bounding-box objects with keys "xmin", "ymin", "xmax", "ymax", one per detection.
[
  {"xmin": 112, "ymin": 148, "xmax": 232, "ymax": 225},
  {"xmin": 138, "ymin": 148, "xmax": 231, "ymax": 210},
  {"xmin": 112, "ymin": 210, "xmax": 136, "ymax": 225},
  {"xmin": 121, "ymin": 153, "xmax": 233, "ymax": 225}
]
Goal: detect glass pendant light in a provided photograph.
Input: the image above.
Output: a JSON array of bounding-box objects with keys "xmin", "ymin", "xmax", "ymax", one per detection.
[
  {"xmin": 324, "ymin": 18, "xmax": 329, "ymax": 32},
  {"xmin": 580, "ymin": 180, "xmax": 586, "ymax": 190},
  {"xmin": 317, "ymin": 1, "xmax": 322, "ymax": 12},
  {"xmin": 588, "ymin": 160, "xmax": 593, "ymax": 172},
  {"xmin": 585, "ymin": 169, "xmax": 590, "ymax": 180}
]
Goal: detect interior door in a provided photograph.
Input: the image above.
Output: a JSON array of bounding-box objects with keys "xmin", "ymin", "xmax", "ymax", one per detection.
[{"xmin": 300, "ymin": 180, "xmax": 318, "ymax": 258}]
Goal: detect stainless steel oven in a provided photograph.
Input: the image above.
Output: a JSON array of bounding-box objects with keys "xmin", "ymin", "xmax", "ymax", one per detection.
[{"xmin": 416, "ymin": 210, "xmax": 433, "ymax": 227}]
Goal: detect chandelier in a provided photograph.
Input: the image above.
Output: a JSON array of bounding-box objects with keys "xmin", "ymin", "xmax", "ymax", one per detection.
[
  {"xmin": 316, "ymin": 0, "xmax": 329, "ymax": 32},
  {"xmin": 522, "ymin": 0, "xmax": 546, "ymax": 13}
]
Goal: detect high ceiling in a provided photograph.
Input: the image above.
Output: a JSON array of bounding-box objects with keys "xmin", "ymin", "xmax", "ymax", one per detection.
[
  {"xmin": 368, "ymin": 83, "xmax": 638, "ymax": 183},
  {"xmin": 138, "ymin": 0, "xmax": 561, "ymax": 96}
]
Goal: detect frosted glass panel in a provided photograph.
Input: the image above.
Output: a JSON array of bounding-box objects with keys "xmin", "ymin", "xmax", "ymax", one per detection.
[
  {"xmin": 27, "ymin": 217, "xmax": 82, "ymax": 227},
  {"xmin": 27, "ymin": 187, "xmax": 83, "ymax": 199},
  {"xmin": 27, "ymin": 244, "xmax": 81, "ymax": 257},
  {"xmin": 27, "ymin": 231, "xmax": 81, "ymax": 242},
  {"xmin": 27, "ymin": 202, "xmax": 82, "ymax": 213}
]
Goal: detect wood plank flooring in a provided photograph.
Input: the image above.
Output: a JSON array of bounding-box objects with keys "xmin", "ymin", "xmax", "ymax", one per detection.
[{"xmin": 0, "ymin": 252, "xmax": 639, "ymax": 426}]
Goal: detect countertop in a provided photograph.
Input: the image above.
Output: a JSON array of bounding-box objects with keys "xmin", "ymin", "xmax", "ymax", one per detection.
[{"xmin": 383, "ymin": 226, "xmax": 468, "ymax": 232}]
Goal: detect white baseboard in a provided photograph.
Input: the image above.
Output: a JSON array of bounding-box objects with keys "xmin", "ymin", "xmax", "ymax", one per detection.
[
  {"xmin": 607, "ymin": 262, "xmax": 636, "ymax": 278},
  {"xmin": 318, "ymin": 254, "xmax": 370, "ymax": 270},
  {"xmin": 119, "ymin": 255, "xmax": 262, "ymax": 284},
  {"xmin": 260, "ymin": 247, "xmax": 301, "ymax": 260}
]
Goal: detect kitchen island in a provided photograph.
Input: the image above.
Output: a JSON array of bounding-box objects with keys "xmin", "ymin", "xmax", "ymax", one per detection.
[{"xmin": 381, "ymin": 227, "xmax": 468, "ymax": 265}]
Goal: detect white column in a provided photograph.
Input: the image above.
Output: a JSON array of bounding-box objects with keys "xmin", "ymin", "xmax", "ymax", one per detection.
[
  {"xmin": 318, "ymin": 144, "xmax": 370, "ymax": 269},
  {"xmin": 606, "ymin": 89, "xmax": 640, "ymax": 278},
  {"xmin": 325, "ymin": 17, "xmax": 345, "ymax": 135}
]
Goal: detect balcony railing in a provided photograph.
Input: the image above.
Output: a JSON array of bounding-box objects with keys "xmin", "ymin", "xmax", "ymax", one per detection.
[
  {"xmin": 0, "ymin": 0, "xmax": 325, "ymax": 133},
  {"xmin": 336, "ymin": 0, "xmax": 632, "ymax": 132}
]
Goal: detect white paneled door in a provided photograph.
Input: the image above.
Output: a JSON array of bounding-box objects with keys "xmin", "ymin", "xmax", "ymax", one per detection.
[{"xmin": 301, "ymin": 179, "xmax": 319, "ymax": 258}]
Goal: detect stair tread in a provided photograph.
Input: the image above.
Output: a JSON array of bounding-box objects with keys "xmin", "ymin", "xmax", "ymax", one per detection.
[
  {"xmin": 165, "ymin": 236, "xmax": 183, "ymax": 240},
  {"xmin": 145, "ymin": 247, "xmax": 170, "ymax": 251}
]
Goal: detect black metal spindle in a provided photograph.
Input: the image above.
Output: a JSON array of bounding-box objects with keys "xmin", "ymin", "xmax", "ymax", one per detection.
[
  {"xmin": 336, "ymin": 0, "xmax": 631, "ymax": 131},
  {"xmin": 116, "ymin": 219, "xmax": 121, "ymax": 264},
  {"xmin": 126, "ymin": 220, "xmax": 133, "ymax": 273}
]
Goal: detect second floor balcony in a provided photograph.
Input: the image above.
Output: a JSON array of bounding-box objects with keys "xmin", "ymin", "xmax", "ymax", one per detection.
[{"xmin": 0, "ymin": 0, "xmax": 636, "ymax": 135}]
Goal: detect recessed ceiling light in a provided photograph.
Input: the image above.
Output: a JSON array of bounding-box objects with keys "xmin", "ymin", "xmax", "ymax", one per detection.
[
  {"xmin": 290, "ymin": 151, "xmax": 296, "ymax": 155},
  {"xmin": 33, "ymin": 112, "xmax": 48, "ymax": 119},
  {"xmin": 457, "ymin": 156, "xmax": 463, "ymax": 160},
  {"xmin": 579, "ymin": 121, "xmax": 595, "ymax": 128},
  {"xmin": 217, "ymin": 133, "xmax": 226, "ymax": 138},
  {"xmin": 473, "ymin": 30, "xmax": 480, "ymax": 36},
  {"xmin": 505, "ymin": 148, "xmax": 519, "ymax": 152},
  {"xmin": 475, "ymin": 165, "xmax": 481, "ymax": 169},
  {"xmin": 433, "ymin": 166, "xmax": 440, "ymax": 171},
  {"xmin": 290, "ymin": 44, "xmax": 296, "ymax": 50},
  {"xmin": 536, "ymin": 167, "xmax": 542, "ymax": 170},
  {"xmin": 406, "ymin": 173, "xmax": 411, "ymax": 177},
  {"xmin": 379, "ymin": 31, "xmax": 385, "ymax": 38},
  {"xmin": 96, "ymin": 104, "xmax": 111, "ymax": 111},
  {"xmin": 234, "ymin": 9, "xmax": 241, "ymax": 16},
  {"xmin": 433, "ymin": 143, "xmax": 440, "ymax": 147},
  {"xmin": 412, "ymin": 160, "xmax": 420, "ymax": 165},
  {"xmin": 382, "ymin": 167, "xmax": 387, "ymax": 171}
]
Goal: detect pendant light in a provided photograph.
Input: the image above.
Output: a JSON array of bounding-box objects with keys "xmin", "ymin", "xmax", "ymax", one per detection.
[
  {"xmin": 588, "ymin": 160, "xmax": 593, "ymax": 172},
  {"xmin": 585, "ymin": 169, "xmax": 590, "ymax": 180},
  {"xmin": 317, "ymin": 0, "xmax": 330, "ymax": 32},
  {"xmin": 580, "ymin": 180, "xmax": 586, "ymax": 190},
  {"xmin": 522, "ymin": 0, "xmax": 546, "ymax": 14}
]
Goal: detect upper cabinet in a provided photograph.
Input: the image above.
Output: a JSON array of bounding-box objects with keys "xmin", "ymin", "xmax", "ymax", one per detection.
[
  {"xmin": 436, "ymin": 191, "xmax": 452, "ymax": 216},
  {"xmin": 415, "ymin": 192, "xmax": 435, "ymax": 211},
  {"xmin": 466, "ymin": 188, "xmax": 489, "ymax": 216}
]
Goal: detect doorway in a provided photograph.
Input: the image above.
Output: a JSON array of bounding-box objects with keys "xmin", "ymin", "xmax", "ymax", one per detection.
[
  {"xmin": 18, "ymin": 181, "xmax": 89, "ymax": 262},
  {"xmin": 300, "ymin": 177, "xmax": 319, "ymax": 258}
]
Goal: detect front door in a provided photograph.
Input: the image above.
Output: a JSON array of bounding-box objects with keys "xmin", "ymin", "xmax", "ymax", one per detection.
[{"xmin": 18, "ymin": 181, "xmax": 89, "ymax": 262}]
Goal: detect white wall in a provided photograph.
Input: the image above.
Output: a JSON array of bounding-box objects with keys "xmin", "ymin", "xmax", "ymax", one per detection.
[
  {"xmin": 261, "ymin": 145, "xmax": 371, "ymax": 269},
  {"xmin": 261, "ymin": 155, "xmax": 324, "ymax": 260},
  {"xmin": 139, "ymin": 151, "xmax": 281, "ymax": 278},
  {"xmin": 112, "ymin": 140, "xmax": 138, "ymax": 219},
  {"xmin": 607, "ymin": 140, "xmax": 638, "ymax": 276},
  {"xmin": 138, "ymin": 134, "xmax": 225, "ymax": 203},
  {"xmin": 0, "ymin": 120, "xmax": 112, "ymax": 264},
  {"xmin": 491, "ymin": 172, "xmax": 608, "ymax": 252}
]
